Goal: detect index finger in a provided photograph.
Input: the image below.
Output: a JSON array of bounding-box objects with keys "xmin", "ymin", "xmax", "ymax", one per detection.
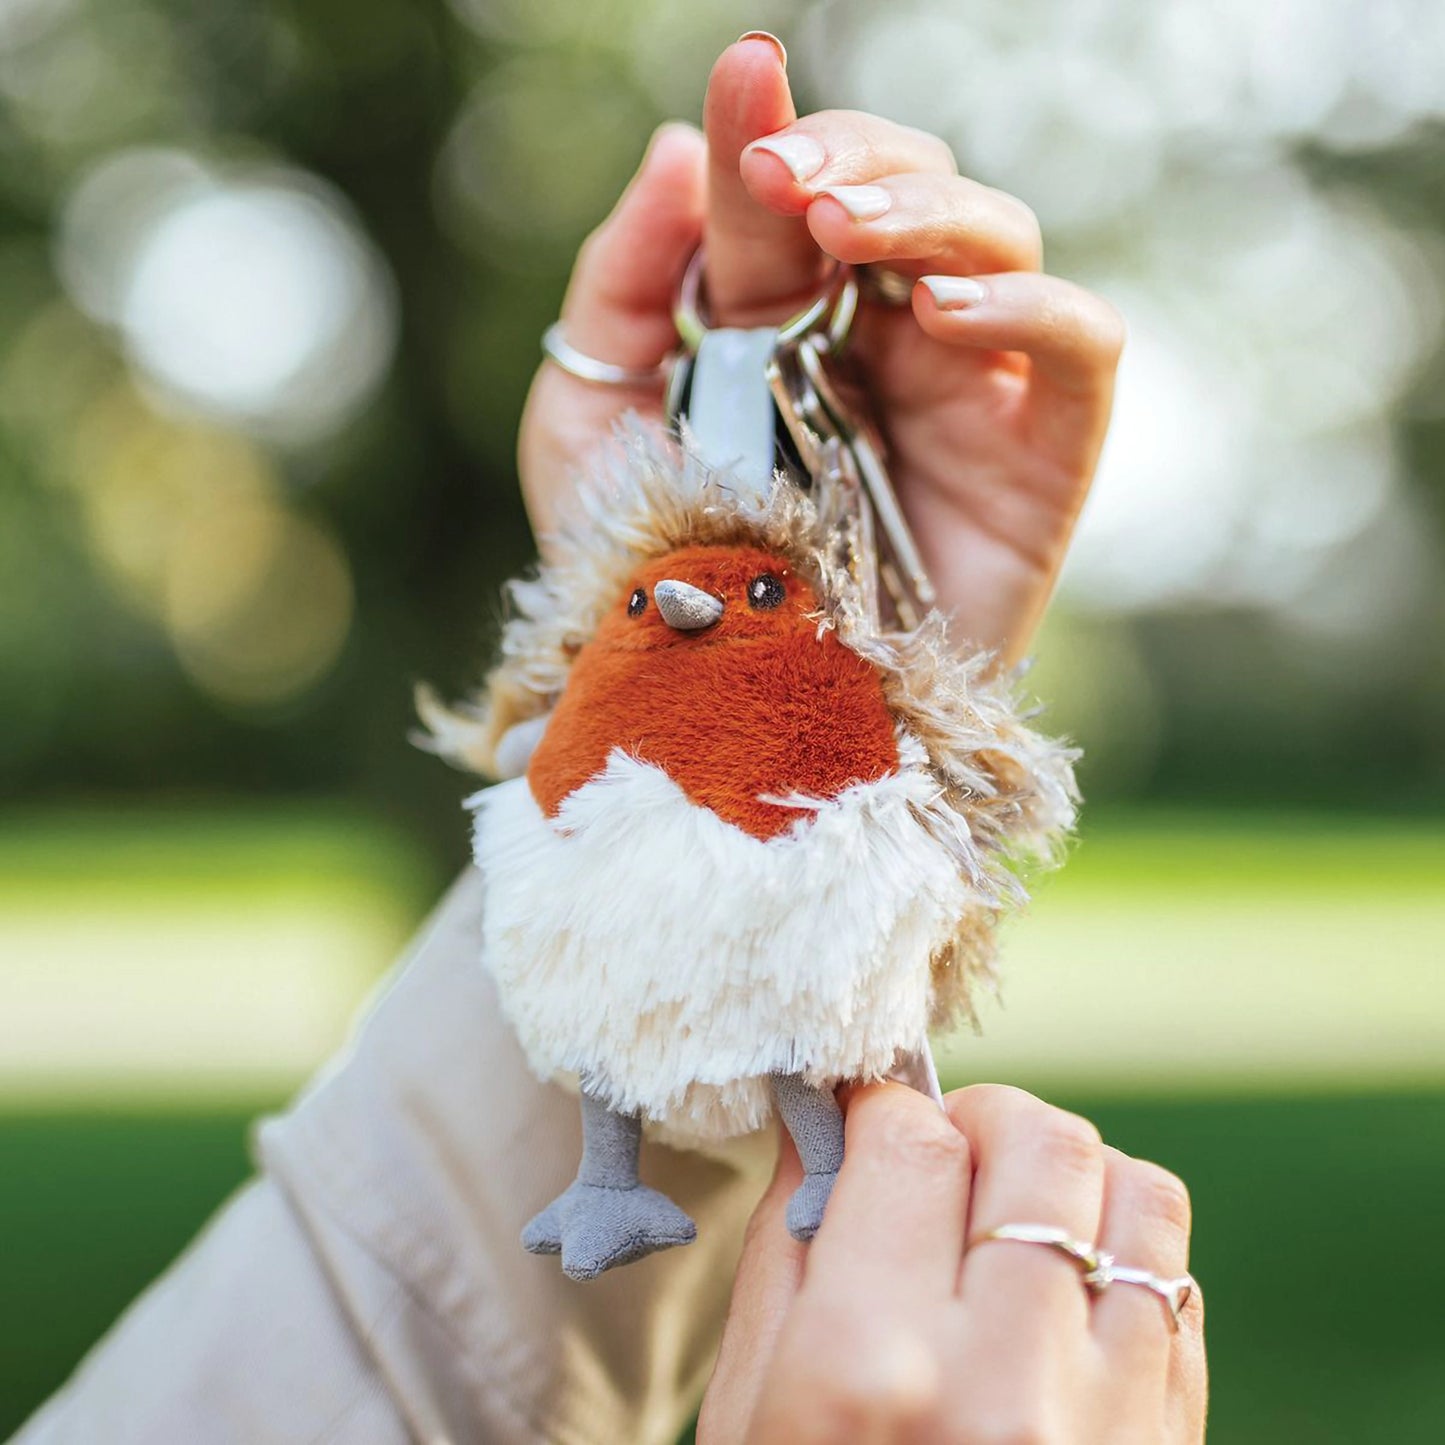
[{"xmin": 805, "ymin": 1081, "xmax": 971, "ymax": 1305}]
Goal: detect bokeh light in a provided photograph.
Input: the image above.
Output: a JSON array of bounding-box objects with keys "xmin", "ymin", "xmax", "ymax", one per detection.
[
  {"xmin": 50, "ymin": 385, "xmax": 356, "ymax": 707},
  {"xmin": 164, "ymin": 502, "xmax": 353, "ymax": 708},
  {"xmin": 59, "ymin": 153, "xmax": 398, "ymax": 443},
  {"xmin": 434, "ymin": 52, "xmax": 655, "ymax": 271}
]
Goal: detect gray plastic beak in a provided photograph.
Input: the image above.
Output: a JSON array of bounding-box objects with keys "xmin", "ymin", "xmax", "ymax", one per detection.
[{"xmin": 653, "ymin": 579, "xmax": 724, "ymax": 631}]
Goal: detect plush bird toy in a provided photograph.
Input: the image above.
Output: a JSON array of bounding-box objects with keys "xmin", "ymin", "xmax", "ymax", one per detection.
[{"xmin": 423, "ymin": 426, "xmax": 1077, "ymax": 1280}]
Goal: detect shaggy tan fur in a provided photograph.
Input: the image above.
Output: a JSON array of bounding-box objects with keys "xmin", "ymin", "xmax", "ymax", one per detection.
[{"xmin": 421, "ymin": 422, "xmax": 1079, "ymax": 1033}]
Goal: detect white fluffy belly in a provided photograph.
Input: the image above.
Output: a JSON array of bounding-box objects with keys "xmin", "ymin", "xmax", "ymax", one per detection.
[{"xmin": 470, "ymin": 746, "xmax": 975, "ymax": 1142}]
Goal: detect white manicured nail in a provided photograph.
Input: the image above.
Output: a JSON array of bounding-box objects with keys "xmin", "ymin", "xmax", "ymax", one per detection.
[
  {"xmin": 921, "ymin": 275, "xmax": 988, "ymax": 309},
  {"xmin": 737, "ymin": 30, "xmax": 787, "ymax": 69},
  {"xmin": 746, "ymin": 134, "xmax": 826, "ymax": 184},
  {"xmin": 818, "ymin": 185, "xmax": 892, "ymax": 221}
]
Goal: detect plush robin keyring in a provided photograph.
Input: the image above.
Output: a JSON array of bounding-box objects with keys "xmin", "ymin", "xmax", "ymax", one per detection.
[{"xmin": 422, "ymin": 426, "xmax": 1078, "ymax": 1280}]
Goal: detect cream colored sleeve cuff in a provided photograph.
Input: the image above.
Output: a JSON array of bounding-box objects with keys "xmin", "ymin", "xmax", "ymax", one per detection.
[{"xmin": 14, "ymin": 868, "xmax": 771, "ymax": 1445}]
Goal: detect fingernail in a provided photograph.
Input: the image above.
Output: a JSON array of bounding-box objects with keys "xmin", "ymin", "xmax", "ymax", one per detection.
[
  {"xmin": 921, "ymin": 275, "xmax": 989, "ymax": 309},
  {"xmin": 745, "ymin": 133, "xmax": 826, "ymax": 185},
  {"xmin": 737, "ymin": 29, "xmax": 787, "ymax": 69},
  {"xmin": 818, "ymin": 184, "xmax": 892, "ymax": 221},
  {"xmin": 647, "ymin": 119, "xmax": 700, "ymax": 154}
]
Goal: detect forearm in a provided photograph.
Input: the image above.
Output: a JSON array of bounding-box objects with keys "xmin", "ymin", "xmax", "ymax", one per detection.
[{"xmin": 15, "ymin": 869, "xmax": 769, "ymax": 1445}]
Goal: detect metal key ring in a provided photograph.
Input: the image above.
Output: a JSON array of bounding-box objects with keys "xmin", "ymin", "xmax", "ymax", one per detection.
[{"xmin": 673, "ymin": 247, "xmax": 858, "ymax": 355}]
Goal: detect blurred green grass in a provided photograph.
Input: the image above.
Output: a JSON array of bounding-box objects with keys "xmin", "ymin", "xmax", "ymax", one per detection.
[
  {"xmin": 0, "ymin": 1107, "xmax": 260, "ymax": 1437},
  {"xmin": 0, "ymin": 805, "xmax": 439, "ymax": 1104},
  {"xmin": 5, "ymin": 1092, "xmax": 1444, "ymax": 1442},
  {"xmin": 0, "ymin": 804, "xmax": 440, "ymax": 909}
]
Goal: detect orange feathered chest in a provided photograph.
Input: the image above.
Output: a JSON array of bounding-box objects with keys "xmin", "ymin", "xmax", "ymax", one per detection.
[{"xmin": 527, "ymin": 545, "xmax": 900, "ymax": 840}]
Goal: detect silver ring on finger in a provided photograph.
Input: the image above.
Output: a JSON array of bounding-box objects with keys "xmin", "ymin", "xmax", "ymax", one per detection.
[
  {"xmin": 974, "ymin": 1223, "xmax": 1193, "ymax": 1331},
  {"xmin": 1087, "ymin": 1259, "xmax": 1196, "ymax": 1331},
  {"xmin": 540, "ymin": 322, "xmax": 672, "ymax": 388},
  {"xmin": 971, "ymin": 1221, "xmax": 1108, "ymax": 1281}
]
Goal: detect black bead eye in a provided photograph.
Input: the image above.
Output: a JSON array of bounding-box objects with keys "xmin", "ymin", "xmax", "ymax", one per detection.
[
  {"xmin": 747, "ymin": 573, "xmax": 786, "ymax": 610},
  {"xmin": 627, "ymin": 588, "xmax": 648, "ymax": 617}
]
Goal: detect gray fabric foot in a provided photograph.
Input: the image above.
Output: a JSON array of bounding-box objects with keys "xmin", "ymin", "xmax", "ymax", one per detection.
[
  {"xmin": 785, "ymin": 1169, "xmax": 839, "ymax": 1242},
  {"xmin": 524, "ymin": 1083, "xmax": 696, "ymax": 1278},
  {"xmin": 519, "ymin": 1196, "xmax": 565, "ymax": 1255},
  {"xmin": 523, "ymin": 1180, "xmax": 696, "ymax": 1280}
]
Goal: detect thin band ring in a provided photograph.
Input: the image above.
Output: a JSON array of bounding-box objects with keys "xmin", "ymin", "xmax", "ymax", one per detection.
[
  {"xmin": 542, "ymin": 247, "xmax": 858, "ymax": 387},
  {"xmin": 973, "ymin": 1222, "xmax": 1195, "ymax": 1332},
  {"xmin": 972, "ymin": 1221, "xmax": 1107, "ymax": 1278},
  {"xmin": 1088, "ymin": 1259, "xmax": 1196, "ymax": 1330},
  {"xmin": 540, "ymin": 322, "xmax": 671, "ymax": 388}
]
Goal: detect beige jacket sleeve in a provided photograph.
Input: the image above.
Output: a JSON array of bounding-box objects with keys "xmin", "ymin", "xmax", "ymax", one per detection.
[{"xmin": 13, "ymin": 869, "xmax": 771, "ymax": 1445}]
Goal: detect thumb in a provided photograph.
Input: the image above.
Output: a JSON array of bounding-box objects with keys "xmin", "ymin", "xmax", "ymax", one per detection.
[
  {"xmin": 697, "ymin": 1121, "xmax": 807, "ymax": 1444},
  {"xmin": 703, "ymin": 35, "xmax": 821, "ymax": 323}
]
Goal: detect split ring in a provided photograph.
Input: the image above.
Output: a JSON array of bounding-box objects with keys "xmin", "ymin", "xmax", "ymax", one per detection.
[{"xmin": 672, "ymin": 247, "xmax": 858, "ymax": 354}]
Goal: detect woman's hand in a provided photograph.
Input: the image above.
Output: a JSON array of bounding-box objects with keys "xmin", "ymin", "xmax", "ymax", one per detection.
[
  {"xmin": 697, "ymin": 1083, "xmax": 1207, "ymax": 1444},
  {"xmin": 519, "ymin": 35, "xmax": 1123, "ymax": 663}
]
